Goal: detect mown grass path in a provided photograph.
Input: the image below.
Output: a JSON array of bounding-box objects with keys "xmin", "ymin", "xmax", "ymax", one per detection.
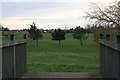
[{"xmin": 27, "ymin": 33, "xmax": 99, "ymax": 72}]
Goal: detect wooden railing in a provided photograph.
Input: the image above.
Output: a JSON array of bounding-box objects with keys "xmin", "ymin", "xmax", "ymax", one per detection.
[
  {"xmin": 99, "ymin": 30, "xmax": 120, "ymax": 78},
  {"xmin": 0, "ymin": 31, "xmax": 28, "ymax": 79}
]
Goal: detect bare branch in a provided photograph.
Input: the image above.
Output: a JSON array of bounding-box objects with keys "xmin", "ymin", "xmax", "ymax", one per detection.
[{"xmin": 85, "ymin": 1, "xmax": 120, "ymax": 28}]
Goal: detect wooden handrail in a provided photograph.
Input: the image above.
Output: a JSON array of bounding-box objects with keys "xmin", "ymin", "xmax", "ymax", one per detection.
[
  {"xmin": 99, "ymin": 30, "xmax": 120, "ymax": 35},
  {"xmin": 1, "ymin": 40, "xmax": 27, "ymax": 48},
  {"xmin": 2, "ymin": 31, "xmax": 29, "ymax": 35},
  {"xmin": 99, "ymin": 39, "xmax": 120, "ymax": 51}
]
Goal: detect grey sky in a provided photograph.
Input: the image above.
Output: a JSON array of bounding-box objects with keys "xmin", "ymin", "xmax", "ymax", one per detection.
[{"xmin": 1, "ymin": 0, "xmax": 117, "ymax": 30}]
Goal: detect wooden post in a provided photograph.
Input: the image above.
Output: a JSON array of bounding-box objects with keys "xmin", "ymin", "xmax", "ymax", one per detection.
[
  {"xmin": 100, "ymin": 34, "xmax": 103, "ymax": 39},
  {"xmin": 10, "ymin": 35, "xmax": 15, "ymax": 41},
  {"xmin": 23, "ymin": 34, "xmax": 27, "ymax": 39},
  {"xmin": 117, "ymin": 36, "xmax": 120, "ymax": 43},
  {"xmin": 106, "ymin": 35, "xmax": 110, "ymax": 41},
  {"xmin": 0, "ymin": 48, "xmax": 2, "ymax": 80},
  {"xmin": 0, "ymin": 31, "xmax": 2, "ymax": 79}
]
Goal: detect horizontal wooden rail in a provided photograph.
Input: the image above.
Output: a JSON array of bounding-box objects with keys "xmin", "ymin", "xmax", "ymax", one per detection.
[
  {"xmin": 99, "ymin": 30, "xmax": 120, "ymax": 35},
  {"xmin": 2, "ymin": 31, "xmax": 29, "ymax": 35},
  {"xmin": 99, "ymin": 39, "xmax": 120, "ymax": 51},
  {"xmin": 0, "ymin": 40, "xmax": 27, "ymax": 48}
]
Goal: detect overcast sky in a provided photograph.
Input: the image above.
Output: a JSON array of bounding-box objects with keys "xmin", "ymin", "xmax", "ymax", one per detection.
[{"xmin": 1, "ymin": 0, "xmax": 118, "ymax": 30}]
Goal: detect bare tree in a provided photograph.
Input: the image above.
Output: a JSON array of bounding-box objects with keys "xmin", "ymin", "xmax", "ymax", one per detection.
[{"xmin": 86, "ymin": 1, "xmax": 120, "ymax": 29}]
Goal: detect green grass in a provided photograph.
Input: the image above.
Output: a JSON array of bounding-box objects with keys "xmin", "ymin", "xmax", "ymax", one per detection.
[{"xmin": 27, "ymin": 33, "xmax": 99, "ymax": 72}]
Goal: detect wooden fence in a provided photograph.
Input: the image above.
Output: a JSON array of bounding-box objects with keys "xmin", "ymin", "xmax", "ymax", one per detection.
[
  {"xmin": 99, "ymin": 30, "xmax": 120, "ymax": 78},
  {"xmin": 0, "ymin": 31, "xmax": 28, "ymax": 79}
]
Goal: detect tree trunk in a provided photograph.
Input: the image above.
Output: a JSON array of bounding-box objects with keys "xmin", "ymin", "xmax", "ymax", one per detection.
[
  {"xmin": 36, "ymin": 39, "xmax": 39, "ymax": 46},
  {"xmin": 59, "ymin": 40, "xmax": 61, "ymax": 45},
  {"xmin": 80, "ymin": 39, "xmax": 82, "ymax": 46}
]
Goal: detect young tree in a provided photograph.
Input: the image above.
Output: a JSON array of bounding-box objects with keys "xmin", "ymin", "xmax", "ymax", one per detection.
[
  {"xmin": 51, "ymin": 29, "xmax": 66, "ymax": 45},
  {"xmin": 29, "ymin": 22, "xmax": 43, "ymax": 46},
  {"xmin": 85, "ymin": 1, "xmax": 120, "ymax": 29},
  {"xmin": 72, "ymin": 26, "xmax": 87, "ymax": 46}
]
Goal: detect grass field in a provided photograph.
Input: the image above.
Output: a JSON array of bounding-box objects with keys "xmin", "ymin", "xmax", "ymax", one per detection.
[{"xmin": 27, "ymin": 33, "xmax": 99, "ymax": 72}]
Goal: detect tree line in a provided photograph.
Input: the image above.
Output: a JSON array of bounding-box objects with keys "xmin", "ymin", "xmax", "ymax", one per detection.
[{"xmin": 29, "ymin": 22, "xmax": 87, "ymax": 46}]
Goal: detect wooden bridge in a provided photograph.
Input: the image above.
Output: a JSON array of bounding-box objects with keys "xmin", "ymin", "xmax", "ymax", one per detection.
[{"xmin": 0, "ymin": 30, "xmax": 120, "ymax": 79}]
